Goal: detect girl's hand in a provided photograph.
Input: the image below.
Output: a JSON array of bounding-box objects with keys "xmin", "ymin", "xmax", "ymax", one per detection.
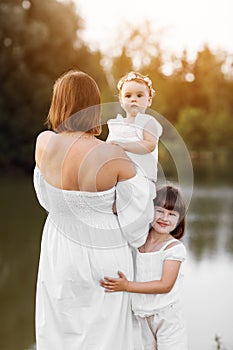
[{"xmin": 100, "ymin": 271, "xmax": 129, "ymax": 292}]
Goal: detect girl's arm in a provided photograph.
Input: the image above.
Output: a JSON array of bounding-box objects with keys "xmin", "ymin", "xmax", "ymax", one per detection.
[
  {"xmin": 100, "ymin": 260, "xmax": 181, "ymax": 294},
  {"xmin": 111, "ymin": 120, "xmax": 158, "ymax": 154}
]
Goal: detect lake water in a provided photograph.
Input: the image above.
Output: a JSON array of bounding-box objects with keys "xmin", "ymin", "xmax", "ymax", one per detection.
[
  {"xmin": 183, "ymin": 185, "xmax": 233, "ymax": 350},
  {"xmin": 0, "ymin": 163, "xmax": 232, "ymax": 350}
]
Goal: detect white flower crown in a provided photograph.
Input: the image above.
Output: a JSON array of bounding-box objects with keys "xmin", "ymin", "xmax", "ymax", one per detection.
[{"xmin": 117, "ymin": 72, "xmax": 155, "ymax": 97}]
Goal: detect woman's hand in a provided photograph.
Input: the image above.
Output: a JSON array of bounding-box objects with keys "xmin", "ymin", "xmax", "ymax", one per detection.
[{"xmin": 100, "ymin": 271, "xmax": 129, "ymax": 292}]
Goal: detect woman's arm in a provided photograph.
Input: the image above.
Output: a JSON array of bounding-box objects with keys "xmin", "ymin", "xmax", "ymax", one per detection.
[
  {"xmin": 100, "ymin": 260, "xmax": 181, "ymax": 294},
  {"xmin": 105, "ymin": 144, "xmax": 136, "ymax": 182}
]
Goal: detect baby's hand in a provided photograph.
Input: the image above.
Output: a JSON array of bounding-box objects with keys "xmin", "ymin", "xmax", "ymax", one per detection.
[
  {"xmin": 100, "ymin": 271, "xmax": 129, "ymax": 292},
  {"xmin": 109, "ymin": 141, "xmax": 125, "ymax": 149}
]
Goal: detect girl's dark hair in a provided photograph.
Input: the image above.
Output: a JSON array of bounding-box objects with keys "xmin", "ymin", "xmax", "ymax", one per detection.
[{"xmin": 153, "ymin": 185, "xmax": 186, "ymax": 239}]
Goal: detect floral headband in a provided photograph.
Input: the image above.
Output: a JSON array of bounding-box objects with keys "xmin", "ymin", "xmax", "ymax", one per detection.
[{"xmin": 117, "ymin": 72, "xmax": 155, "ymax": 97}]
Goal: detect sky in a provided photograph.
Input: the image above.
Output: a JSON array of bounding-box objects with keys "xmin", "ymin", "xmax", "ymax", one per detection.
[{"xmin": 74, "ymin": 0, "xmax": 233, "ymax": 59}]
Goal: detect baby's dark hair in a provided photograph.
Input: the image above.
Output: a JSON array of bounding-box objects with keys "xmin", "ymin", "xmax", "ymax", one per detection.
[{"xmin": 153, "ymin": 185, "xmax": 186, "ymax": 239}]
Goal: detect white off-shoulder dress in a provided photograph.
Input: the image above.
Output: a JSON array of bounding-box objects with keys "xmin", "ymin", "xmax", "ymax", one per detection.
[{"xmin": 33, "ymin": 166, "xmax": 154, "ymax": 350}]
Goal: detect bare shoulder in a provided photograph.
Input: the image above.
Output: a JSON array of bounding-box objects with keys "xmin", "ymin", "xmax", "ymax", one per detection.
[
  {"xmin": 92, "ymin": 141, "xmax": 127, "ymax": 159},
  {"xmin": 97, "ymin": 142, "xmax": 136, "ymax": 180},
  {"xmin": 36, "ymin": 130, "xmax": 55, "ymax": 145},
  {"xmin": 165, "ymin": 241, "xmax": 185, "ymax": 251},
  {"xmin": 102, "ymin": 142, "xmax": 129, "ymax": 158},
  {"xmin": 35, "ymin": 130, "xmax": 55, "ymax": 166}
]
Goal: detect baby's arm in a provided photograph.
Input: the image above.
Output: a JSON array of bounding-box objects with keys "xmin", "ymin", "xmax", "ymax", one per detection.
[
  {"xmin": 112, "ymin": 119, "xmax": 158, "ymax": 154},
  {"xmin": 100, "ymin": 260, "xmax": 181, "ymax": 294}
]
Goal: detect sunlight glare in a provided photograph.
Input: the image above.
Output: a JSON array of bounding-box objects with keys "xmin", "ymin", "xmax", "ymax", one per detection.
[{"xmin": 73, "ymin": 0, "xmax": 233, "ymax": 56}]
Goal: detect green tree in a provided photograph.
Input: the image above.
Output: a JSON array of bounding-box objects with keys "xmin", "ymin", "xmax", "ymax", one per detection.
[
  {"xmin": 108, "ymin": 21, "xmax": 165, "ymax": 99},
  {"xmin": 176, "ymin": 107, "xmax": 210, "ymax": 152},
  {"xmin": 0, "ymin": 0, "xmax": 108, "ymax": 173},
  {"xmin": 110, "ymin": 47, "xmax": 133, "ymax": 99},
  {"xmin": 208, "ymin": 109, "xmax": 233, "ymax": 155},
  {"xmin": 190, "ymin": 46, "xmax": 226, "ymax": 112}
]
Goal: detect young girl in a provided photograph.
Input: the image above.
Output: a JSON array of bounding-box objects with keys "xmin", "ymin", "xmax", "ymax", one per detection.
[
  {"xmin": 106, "ymin": 72, "xmax": 163, "ymax": 197},
  {"xmin": 101, "ymin": 185, "xmax": 188, "ymax": 350}
]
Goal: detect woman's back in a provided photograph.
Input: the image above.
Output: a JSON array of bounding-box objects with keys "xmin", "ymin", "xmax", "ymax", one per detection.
[{"xmin": 35, "ymin": 130, "xmax": 136, "ymax": 192}]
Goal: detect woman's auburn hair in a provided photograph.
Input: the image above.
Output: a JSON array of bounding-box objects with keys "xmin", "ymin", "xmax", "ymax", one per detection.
[
  {"xmin": 153, "ymin": 185, "xmax": 186, "ymax": 239},
  {"xmin": 47, "ymin": 70, "xmax": 101, "ymax": 135}
]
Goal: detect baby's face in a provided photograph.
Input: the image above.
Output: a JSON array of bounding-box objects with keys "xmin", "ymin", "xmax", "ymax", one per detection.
[{"xmin": 120, "ymin": 81, "xmax": 152, "ymax": 117}]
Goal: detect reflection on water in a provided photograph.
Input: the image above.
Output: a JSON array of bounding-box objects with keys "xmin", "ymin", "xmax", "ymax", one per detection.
[
  {"xmin": 186, "ymin": 187, "xmax": 233, "ymax": 261},
  {"xmin": 184, "ymin": 255, "xmax": 233, "ymax": 350},
  {"xmin": 0, "ymin": 176, "xmax": 45, "ymax": 350},
  {"xmin": 0, "ymin": 166, "xmax": 232, "ymax": 350},
  {"xmin": 183, "ymin": 185, "xmax": 233, "ymax": 350}
]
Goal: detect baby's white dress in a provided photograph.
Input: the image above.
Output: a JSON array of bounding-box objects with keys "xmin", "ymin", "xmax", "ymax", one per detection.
[
  {"xmin": 107, "ymin": 113, "xmax": 163, "ymax": 197},
  {"xmin": 33, "ymin": 166, "xmax": 154, "ymax": 350}
]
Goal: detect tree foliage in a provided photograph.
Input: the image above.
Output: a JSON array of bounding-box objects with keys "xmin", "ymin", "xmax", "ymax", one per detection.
[
  {"xmin": 1, "ymin": 8, "xmax": 232, "ymax": 173},
  {"xmin": 0, "ymin": 0, "xmax": 107, "ymax": 173},
  {"xmin": 176, "ymin": 107, "xmax": 210, "ymax": 152},
  {"xmin": 106, "ymin": 25, "xmax": 232, "ymax": 156}
]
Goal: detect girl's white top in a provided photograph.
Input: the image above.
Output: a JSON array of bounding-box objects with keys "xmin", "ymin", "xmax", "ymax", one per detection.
[
  {"xmin": 132, "ymin": 238, "xmax": 186, "ymax": 317},
  {"xmin": 33, "ymin": 165, "xmax": 154, "ymax": 350},
  {"xmin": 107, "ymin": 113, "xmax": 163, "ymax": 185}
]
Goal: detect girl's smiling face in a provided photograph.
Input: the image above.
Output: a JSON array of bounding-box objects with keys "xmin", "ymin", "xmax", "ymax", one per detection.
[
  {"xmin": 119, "ymin": 80, "xmax": 152, "ymax": 117},
  {"xmin": 152, "ymin": 206, "xmax": 180, "ymax": 234}
]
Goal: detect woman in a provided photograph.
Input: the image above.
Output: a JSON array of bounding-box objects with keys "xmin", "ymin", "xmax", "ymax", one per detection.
[{"xmin": 33, "ymin": 70, "xmax": 154, "ymax": 349}]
